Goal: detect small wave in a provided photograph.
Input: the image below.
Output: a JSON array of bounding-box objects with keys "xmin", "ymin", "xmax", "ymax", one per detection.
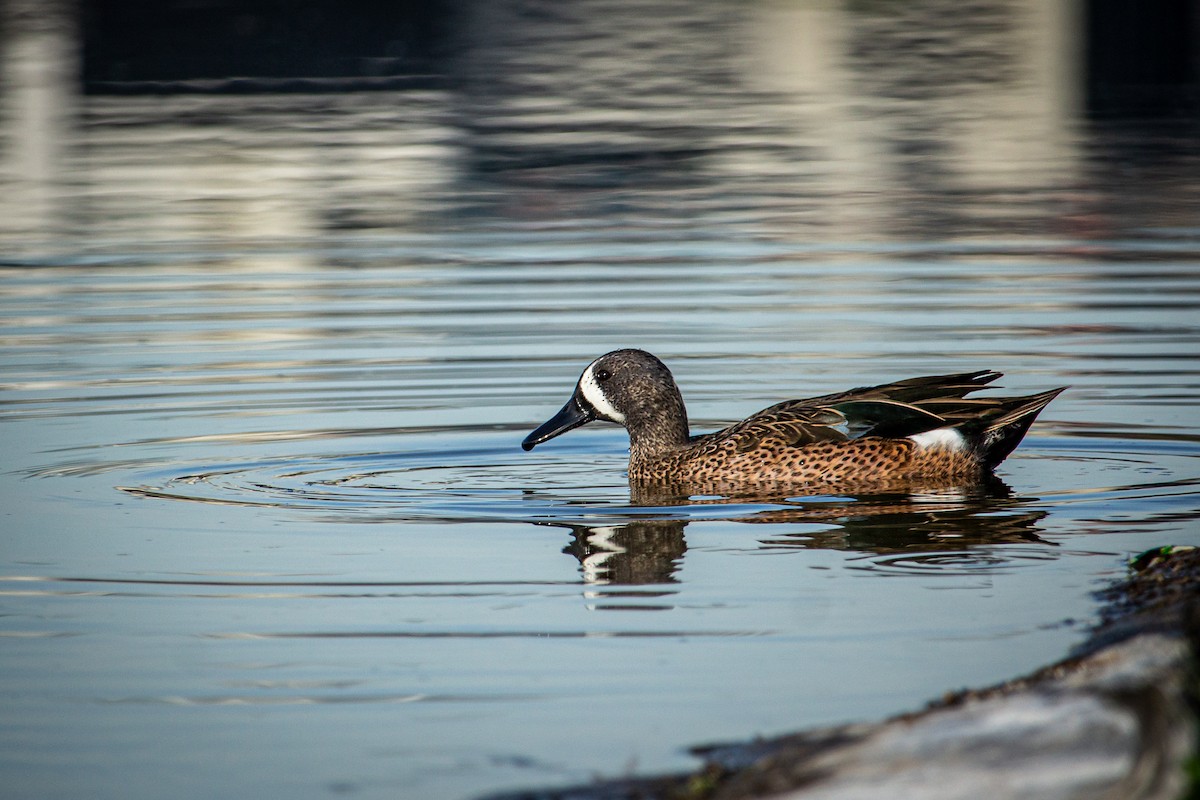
[{"xmin": 848, "ymin": 545, "xmax": 1060, "ymax": 578}]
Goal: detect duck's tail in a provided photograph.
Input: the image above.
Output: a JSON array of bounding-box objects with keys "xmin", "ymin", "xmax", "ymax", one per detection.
[{"xmin": 971, "ymin": 387, "xmax": 1066, "ymax": 469}]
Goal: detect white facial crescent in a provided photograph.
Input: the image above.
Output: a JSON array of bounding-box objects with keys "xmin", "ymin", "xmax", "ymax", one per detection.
[{"xmin": 579, "ymin": 362, "xmax": 626, "ymax": 423}]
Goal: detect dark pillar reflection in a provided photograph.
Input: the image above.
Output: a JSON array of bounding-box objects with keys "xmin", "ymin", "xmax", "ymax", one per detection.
[{"xmin": 1085, "ymin": 0, "xmax": 1199, "ymax": 117}]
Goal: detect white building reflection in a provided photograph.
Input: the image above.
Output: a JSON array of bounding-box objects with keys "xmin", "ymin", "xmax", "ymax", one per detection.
[{"xmin": 1, "ymin": 0, "xmax": 79, "ymax": 249}]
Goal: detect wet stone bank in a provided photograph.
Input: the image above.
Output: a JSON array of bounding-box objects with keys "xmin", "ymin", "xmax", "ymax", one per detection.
[{"xmin": 484, "ymin": 547, "xmax": 1200, "ymax": 800}]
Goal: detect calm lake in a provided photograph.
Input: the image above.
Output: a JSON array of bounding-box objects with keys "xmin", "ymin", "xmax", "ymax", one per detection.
[{"xmin": 3, "ymin": 3, "xmax": 1200, "ymax": 799}]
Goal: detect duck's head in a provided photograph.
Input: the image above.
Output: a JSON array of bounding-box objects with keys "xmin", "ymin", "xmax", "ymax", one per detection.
[{"xmin": 521, "ymin": 349, "xmax": 688, "ymax": 452}]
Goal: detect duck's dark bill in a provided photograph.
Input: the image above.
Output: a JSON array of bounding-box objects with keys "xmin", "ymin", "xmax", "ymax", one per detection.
[{"xmin": 522, "ymin": 396, "xmax": 595, "ymax": 451}]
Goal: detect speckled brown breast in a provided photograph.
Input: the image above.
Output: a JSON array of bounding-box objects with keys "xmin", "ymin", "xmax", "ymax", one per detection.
[{"xmin": 629, "ymin": 436, "xmax": 985, "ymax": 489}]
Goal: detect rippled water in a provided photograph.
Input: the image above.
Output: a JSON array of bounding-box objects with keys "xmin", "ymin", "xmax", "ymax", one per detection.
[
  {"xmin": 3, "ymin": 5, "xmax": 1200, "ymax": 798},
  {"xmin": 5, "ymin": 228, "xmax": 1200, "ymax": 799}
]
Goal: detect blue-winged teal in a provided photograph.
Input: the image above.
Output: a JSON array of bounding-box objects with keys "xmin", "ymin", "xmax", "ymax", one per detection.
[{"xmin": 522, "ymin": 349, "xmax": 1065, "ymax": 490}]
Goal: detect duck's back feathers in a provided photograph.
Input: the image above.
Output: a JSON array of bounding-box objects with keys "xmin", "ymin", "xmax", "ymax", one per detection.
[
  {"xmin": 693, "ymin": 371, "xmax": 1063, "ymax": 471},
  {"xmin": 698, "ymin": 370, "xmax": 996, "ymax": 443}
]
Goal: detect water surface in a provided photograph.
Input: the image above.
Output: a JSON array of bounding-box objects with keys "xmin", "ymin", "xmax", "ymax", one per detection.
[{"xmin": 3, "ymin": 5, "xmax": 1200, "ymax": 799}]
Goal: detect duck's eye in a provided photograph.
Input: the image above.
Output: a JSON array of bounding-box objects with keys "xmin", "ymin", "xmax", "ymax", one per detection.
[{"xmin": 596, "ymin": 368, "xmax": 612, "ymax": 382}]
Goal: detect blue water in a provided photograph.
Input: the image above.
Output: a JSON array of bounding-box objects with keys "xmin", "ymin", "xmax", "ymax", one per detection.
[
  {"xmin": 3, "ymin": 231, "xmax": 1199, "ymax": 799},
  {"xmin": 3, "ymin": 5, "xmax": 1200, "ymax": 798}
]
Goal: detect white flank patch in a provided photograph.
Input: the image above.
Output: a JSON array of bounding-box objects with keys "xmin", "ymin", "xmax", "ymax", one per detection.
[
  {"xmin": 908, "ymin": 427, "xmax": 966, "ymax": 452},
  {"xmin": 580, "ymin": 362, "xmax": 626, "ymax": 423}
]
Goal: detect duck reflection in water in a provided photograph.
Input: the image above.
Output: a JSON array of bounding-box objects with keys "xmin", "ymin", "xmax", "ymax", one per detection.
[
  {"xmin": 553, "ymin": 481, "xmax": 1050, "ymax": 587},
  {"xmin": 561, "ymin": 519, "xmax": 688, "ymax": 587}
]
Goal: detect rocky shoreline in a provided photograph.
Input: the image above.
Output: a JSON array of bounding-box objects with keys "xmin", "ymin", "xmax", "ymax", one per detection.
[{"xmin": 484, "ymin": 547, "xmax": 1200, "ymax": 800}]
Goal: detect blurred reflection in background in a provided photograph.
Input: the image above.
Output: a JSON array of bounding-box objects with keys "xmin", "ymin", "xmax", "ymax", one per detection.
[
  {"xmin": 1, "ymin": 0, "xmax": 79, "ymax": 245},
  {"xmin": 1, "ymin": 0, "xmax": 1197, "ymax": 259}
]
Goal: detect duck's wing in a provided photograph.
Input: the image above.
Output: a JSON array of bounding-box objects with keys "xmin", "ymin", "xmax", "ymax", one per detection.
[
  {"xmin": 797, "ymin": 370, "xmax": 1003, "ymax": 408},
  {"xmin": 698, "ymin": 371, "xmax": 1013, "ymax": 450},
  {"xmin": 709, "ymin": 406, "xmax": 851, "ymax": 452}
]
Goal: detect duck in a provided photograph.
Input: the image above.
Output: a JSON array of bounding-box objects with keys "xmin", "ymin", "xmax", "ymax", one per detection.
[{"xmin": 521, "ymin": 349, "xmax": 1065, "ymax": 491}]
